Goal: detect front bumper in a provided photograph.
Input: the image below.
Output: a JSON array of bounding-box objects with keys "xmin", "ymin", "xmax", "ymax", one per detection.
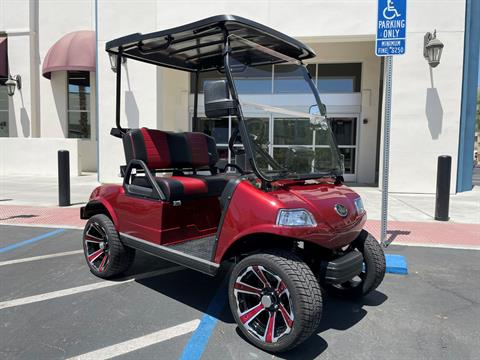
[{"xmin": 320, "ymin": 250, "xmax": 363, "ymax": 284}]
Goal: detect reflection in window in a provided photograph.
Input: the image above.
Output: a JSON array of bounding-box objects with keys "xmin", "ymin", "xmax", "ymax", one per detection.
[
  {"xmin": 331, "ymin": 118, "xmax": 357, "ymax": 145},
  {"xmin": 234, "ymin": 65, "xmax": 272, "ymax": 94},
  {"xmin": 274, "ymin": 118, "xmax": 312, "ymax": 145},
  {"xmin": 193, "ymin": 117, "xmax": 229, "ymax": 144},
  {"xmin": 67, "ymin": 71, "xmax": 90, "ymax": 138},
  {"xmin": 339, "ymin": 148, "xmax": 355, "ymax": 174},
  {"xmin": 273, "ymin": 64, "xmax": 315, "ymax": 94}
]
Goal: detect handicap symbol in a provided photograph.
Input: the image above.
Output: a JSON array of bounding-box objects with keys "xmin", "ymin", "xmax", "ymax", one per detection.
[{"xmin": 383, "ymin": 0, "xmax": 401, "ymax": 20}]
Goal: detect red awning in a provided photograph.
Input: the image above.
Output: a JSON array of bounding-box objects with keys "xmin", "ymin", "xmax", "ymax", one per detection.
[
  {"xmin": 0, "ymin": 37, "xmax": 7, "ymax": 78},
  {"xmin": 42, "ymin": 31, "xmax": 95, "ymax": 79}
]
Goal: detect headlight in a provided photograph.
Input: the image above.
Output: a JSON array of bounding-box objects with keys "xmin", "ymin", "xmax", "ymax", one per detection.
[
  {"xmin": 276, "ymin": 209, "xmax": 317, "ymax": 227},
  {"xmin": 354, "ymin": 197, "xmax": 365, "ymax": 215}
]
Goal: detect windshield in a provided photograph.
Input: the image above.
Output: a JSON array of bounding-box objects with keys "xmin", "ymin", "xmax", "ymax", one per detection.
[{"xmin": 228, "ymin": 36, "xmax": 343, "ymax": 181}]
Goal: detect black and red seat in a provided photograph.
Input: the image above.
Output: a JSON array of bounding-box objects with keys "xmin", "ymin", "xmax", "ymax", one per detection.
[{"xmin": 123, "ymin": 127, "xmax": 231, "ymax": 202}]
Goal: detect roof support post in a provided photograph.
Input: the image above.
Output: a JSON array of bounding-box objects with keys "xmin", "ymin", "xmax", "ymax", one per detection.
[
  {"xmin": 115, "ymin": 49, "xmax": 123, "ymax": 131},
  {"xmin": 192, "ymin": 70, "xmax": 199, "ymax": 126}
]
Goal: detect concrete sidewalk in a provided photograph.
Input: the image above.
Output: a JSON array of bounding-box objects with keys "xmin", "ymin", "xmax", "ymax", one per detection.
[
  {"xmin": 1, "ymin": 173, "xmax": 478, "ymax": 224},
  {"xmin": 0, "ymin": 173, "xmax": 100, "ymax": 208}
]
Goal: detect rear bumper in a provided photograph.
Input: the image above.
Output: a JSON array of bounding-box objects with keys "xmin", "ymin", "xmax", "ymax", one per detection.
[{"xmin": 320, "ymin": 250, "xmax": 363, "ymax": 284}]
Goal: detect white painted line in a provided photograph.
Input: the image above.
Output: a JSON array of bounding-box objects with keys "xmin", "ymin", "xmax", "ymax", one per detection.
[
  {"xmin": 392, "ymin": 242, "xmax": 480, "ymax": 251},
  {"xmin": 0, "ymin": 250, "xmax": 84, "ymax": 267},
  {"xmin": 67, "ymin": 319, "xmax": 200, "ymax": 360},
  {"xmin": 0, "ymin": 223, "xmax": 84, "ymax": 230},
  {"xmin": 0, "ymin": 266, "xmax": 184, "ymax": 310}
]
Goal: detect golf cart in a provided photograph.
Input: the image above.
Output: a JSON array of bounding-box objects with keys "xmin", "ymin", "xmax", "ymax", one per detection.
[{"xmin": 81, "ymin": 15, "xmax": 385, "ymax": 352}]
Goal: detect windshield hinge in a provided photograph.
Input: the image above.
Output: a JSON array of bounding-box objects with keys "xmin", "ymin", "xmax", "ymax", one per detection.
[{"xmin": 334, "ymin": 175, "xmax": 344, "ymax": 186}]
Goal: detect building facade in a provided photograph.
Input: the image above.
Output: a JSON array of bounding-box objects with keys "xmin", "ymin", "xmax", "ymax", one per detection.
[{"xmin": 0, "ymin": 0, "xmax": 478, "ymax": 193}]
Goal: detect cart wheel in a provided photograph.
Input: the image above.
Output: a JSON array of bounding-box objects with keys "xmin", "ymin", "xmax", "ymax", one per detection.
[
  {"xmin": 228, "ymin": 250, "xmax": 323, "ymax": 353},
  {"xmin": 327, "ymin": 230, "xmax": 386, "ymax": 299},
  {"xmin": 83, "ymin": 214, "xmax": 135, "ymax": 279}
]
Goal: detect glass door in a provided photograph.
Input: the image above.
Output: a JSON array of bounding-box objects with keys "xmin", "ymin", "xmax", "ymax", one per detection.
[{"xmin": 328, "ymin": 115, "xmax": 359, "ymax": 182}]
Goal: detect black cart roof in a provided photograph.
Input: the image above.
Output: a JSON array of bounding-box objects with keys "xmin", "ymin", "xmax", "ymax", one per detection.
[{"xmin": 105, "ymin": 15, "xmax": 316, "ymax": 72}]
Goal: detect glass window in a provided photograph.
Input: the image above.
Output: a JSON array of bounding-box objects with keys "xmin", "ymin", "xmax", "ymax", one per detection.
[
  {"xmin": 0, "ymin": 83, "xmax": 8, "ymax": 137},
  {"xmin": 317, "ymin": 63, "xmax": 361, "ymax": 93},
  {"xmin": 191, "ymin": 65, "xmax": 272, "ymax": 94},
  {"xmin": 67, "ymin": 71, "xmax": 91, "ymax": 138},
  {"xmin": 233, "ymin": 65, "xmax": 272, "ymax": 94},
  {"xmin": 193, "ymin": 117, "xmax": 229, "ymax": 144},
  {"xmin": 274, "ymin": 118, "xmax": 312, "ymax": 145},
  {"xmin": 273, "ymin": 64, "xmax": 315, "ymax": 94},
  {"xmin": 317, "ymin": 77, "xmax": 355, "ymax": 93},
  {"xmin": 331, "ymin": 118, "xmax": 357, "ymax": 145}
]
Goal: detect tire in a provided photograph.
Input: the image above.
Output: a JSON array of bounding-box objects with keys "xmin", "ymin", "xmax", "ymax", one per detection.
[
  {"xmin": 327, "ymin": 230, "xmax": 386, "ymax": 299},
  {"xmin": 228, "ymin": 250, "xmax": 323, "ymax": 353},
  {"xmin": 83, "ymin": 214, "xmax": 135, "ymax": 279}
]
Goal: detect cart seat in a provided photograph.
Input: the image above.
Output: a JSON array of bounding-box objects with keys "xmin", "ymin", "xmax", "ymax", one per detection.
[
  {"xmin": 123, "ymin": 128, "xmax": 218, "ymax": 171},
  {"xmin": 124, "ymin": 128, "xmax": 233, "ymax": 201}
]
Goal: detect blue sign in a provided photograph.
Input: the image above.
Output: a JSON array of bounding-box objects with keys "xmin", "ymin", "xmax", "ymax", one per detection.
[{"xmin": 376, "ymin": 0, "xmax": 407, "ymax": 56}]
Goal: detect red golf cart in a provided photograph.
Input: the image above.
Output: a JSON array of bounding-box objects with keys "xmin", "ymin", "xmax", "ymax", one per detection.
[{"xmin": 81, "ymin": 15, "xmax": 385, "ymax": 352}]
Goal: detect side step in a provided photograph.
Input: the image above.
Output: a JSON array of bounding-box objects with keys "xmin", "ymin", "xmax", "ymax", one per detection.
[{"xmin": 119, "ymin": 233, "xmax": 220, "ymax": 276}]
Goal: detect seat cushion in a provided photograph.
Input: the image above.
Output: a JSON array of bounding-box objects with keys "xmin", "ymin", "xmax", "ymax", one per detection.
[
  {"xmin": 132, "ymin": 176, "xmax": 208, "ymax": 202},
  {"xmin": 131, "ymin": 173, "xmax": 237, "ymax": 201},
  {"xmin": 123, "ymin": 128, "xmax": 219, "ymax": 171}
]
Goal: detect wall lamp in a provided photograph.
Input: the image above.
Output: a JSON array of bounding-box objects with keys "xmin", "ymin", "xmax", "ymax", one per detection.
[
  {"xmin": 423, "ymin": 30, "xmax": 444, "ymax": 68},
  {"xmin": 5, "ymin": 74, "xmax": 21, "ymax": 97},
  {"xmin": 108, "ymin": 53, "xmax": 126, "ymax": 73}
]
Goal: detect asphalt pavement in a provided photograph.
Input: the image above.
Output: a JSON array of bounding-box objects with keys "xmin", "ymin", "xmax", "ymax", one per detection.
[{"xmin": 1, "ymin": 225, "xmax": 479, "ymax": 360}]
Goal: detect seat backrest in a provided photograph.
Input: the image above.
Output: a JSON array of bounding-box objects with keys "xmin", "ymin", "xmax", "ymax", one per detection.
[{"xmin": 123, "ymin": 128, "xmax": 218, "ymax": 170}]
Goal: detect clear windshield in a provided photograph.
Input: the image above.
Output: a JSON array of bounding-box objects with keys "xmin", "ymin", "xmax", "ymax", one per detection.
[{"xmin": 228, "ymin": 36, "xmax": 343, "ymax": 181}]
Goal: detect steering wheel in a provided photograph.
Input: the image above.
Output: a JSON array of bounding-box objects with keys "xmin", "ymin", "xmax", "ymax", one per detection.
[{"xmin": 228, "ymin": 127, "xmax": 245, "ymax": 156}]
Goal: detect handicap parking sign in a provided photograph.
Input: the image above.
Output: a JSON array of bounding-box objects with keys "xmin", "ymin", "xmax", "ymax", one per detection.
[{"xmin": 376, "ymin": 0, "xmax": 407, "ymax": 56}]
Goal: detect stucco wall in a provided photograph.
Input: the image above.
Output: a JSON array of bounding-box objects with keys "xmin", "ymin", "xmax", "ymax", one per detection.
[{"xmin": 0, "ymin": 138, "xmax": 81, "ymax": 176}]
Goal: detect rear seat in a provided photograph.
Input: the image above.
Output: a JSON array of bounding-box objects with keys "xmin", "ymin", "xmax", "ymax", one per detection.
[{"xmin": 123, "ymin": 128, "xmax": 233, "ymax": 202}]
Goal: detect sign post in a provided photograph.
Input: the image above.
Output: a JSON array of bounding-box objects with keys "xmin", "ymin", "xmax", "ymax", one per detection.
[{"xmin": 376, "ymin": 0, "xmax": 407, "ymax": 246}]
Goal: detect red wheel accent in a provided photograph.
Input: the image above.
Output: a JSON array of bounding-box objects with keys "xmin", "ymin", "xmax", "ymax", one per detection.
[
  {"xmin": 252, "ymin": 265, "xmax": 271, "ymax": 288},
  {"xmin": 234, "ymin": 281, "xmax": 262, "ymax": 296},
  {"xmin": 265, "ymin": 312, "xmax": 276, "ymax": 343},
  {"xmin": 87, "ymin": 248, "xmax": 104, "ymax": 263},
  {"xmin": 278, "ymin": 303, "xmax": 294, "ymax": 328},
  {"xmin": 98, "ymin": 254, "xmax": 109, "ymax": 272},
  {"xmin": 239, "ymin": 303, "xmax": 264, "ymax": 324},
  {"xmin": 276, "ymin": 280, "xmax": 287, "ymax": 295}
]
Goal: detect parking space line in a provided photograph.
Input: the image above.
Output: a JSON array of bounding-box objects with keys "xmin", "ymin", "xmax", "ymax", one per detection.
[
  {"xmin": 0, "ymin": 250, "xmax": 83, "ymax": 267},
  {"xmin": 0, "ymin": 228, "xmax": 65, "ymax": 254},
  {"xmin": 385, "ymin": 254, "xmax": 408, "ymax": 274},
  {"xmin": 179, "ymin": 276, "xmax": 229, "ymax": 360},
  {"xmin": 0, "ymin": 266, "xmax": 184, "ymax": 310},
  {"xmin": 67, "ymin": 319, "xmax": 200, "ymax": 360}
]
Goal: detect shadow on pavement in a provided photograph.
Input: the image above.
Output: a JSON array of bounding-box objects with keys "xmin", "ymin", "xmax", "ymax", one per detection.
[{"xmin": 126, "ymin": 252, "xmax": 388, "ymax": 358}]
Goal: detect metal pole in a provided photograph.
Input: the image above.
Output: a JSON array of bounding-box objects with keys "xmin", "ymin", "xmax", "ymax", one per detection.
[
  {"xmin": 58, "ymin": 150, "xmax": 70, "ymax": 207},
  {"xmin": 435, "ymin": 155, "xmax": 451, "ymax": 221},
  {"xmin": 115, "ymin": 50, "xmax": 123, "ymax": 131},
  {"xmin": 381, "ymin": 56, "xmax": 393, "ymax": 246}
]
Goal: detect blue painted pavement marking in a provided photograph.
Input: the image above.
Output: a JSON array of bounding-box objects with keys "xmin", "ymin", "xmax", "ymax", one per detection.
[
  {"xmin": 179, "ymin": 275, "xmax": 229, "ymax": 360},
  {"xmin": 0, "ymin": 228, "xmax": 66, "ymax": 254},
  {"xmin": 385, "ymin": 254, "xmax": 408, "ymax": 274}
]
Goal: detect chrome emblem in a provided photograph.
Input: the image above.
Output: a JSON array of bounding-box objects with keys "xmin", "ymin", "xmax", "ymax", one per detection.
[{"xmin": 334, "ymin": 204, "xmax": 348, "ymax": 218}]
